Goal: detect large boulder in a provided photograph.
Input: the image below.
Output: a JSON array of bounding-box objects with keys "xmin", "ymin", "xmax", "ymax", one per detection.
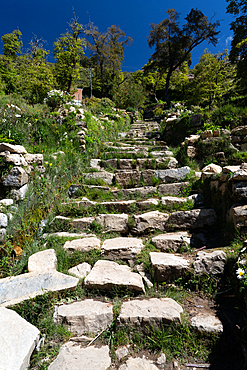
[{"xmin": 0, "ymin": 307, "xmax": 40, "ymax": 370}]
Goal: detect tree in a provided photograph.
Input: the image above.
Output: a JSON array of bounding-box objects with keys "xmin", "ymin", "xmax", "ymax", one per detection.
[
  {"xmin": 190, "ymin": 49, "xmax": 236, "ymax": 107},
  {"xmin": 0, "ymin": 30, "xmax": 23, "ymax": 94},
  {"xmin": 226, "ymin": 0, "xmax": 247, "ymax": 90},
  {"xmin": 84, "ymin": 21, "xmax": 132, "ymax": 97},
  {"xmin": 54, "ymin": 13, "xmax": 86, "ymax": 93},
  {"xmin": 146, "ymin": 8, "xmax": 220, "ymax": 107},
  {"xmin": 1, "ymin": 29, "xmax": 22, "ymax": 58}
]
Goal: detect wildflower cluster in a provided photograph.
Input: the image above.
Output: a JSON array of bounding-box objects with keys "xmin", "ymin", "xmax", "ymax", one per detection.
[
  {"xmin": 236, "ymin": 246, "xmax": 247, "ymax": 289},
  {"xmin": 44, "ymin": 90, "xmax": 69, "ymax": 110}
]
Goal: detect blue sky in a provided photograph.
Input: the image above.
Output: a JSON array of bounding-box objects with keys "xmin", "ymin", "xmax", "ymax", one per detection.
[{"xmin": 0, "ymin": 0, "xmax": 234, "ymax": 71}]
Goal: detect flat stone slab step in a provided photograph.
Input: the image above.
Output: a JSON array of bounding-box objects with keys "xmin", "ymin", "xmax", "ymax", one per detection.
[
  {"xmin": 0, "ymin": 307, "xmax": 40, "ymax": 370},
  {"xmin": 151, "ymin": 232, "xmax": 191, "ymax": 252},
  {"xmin": 133, "ymin": 210, "xmax": 169, "ymax": 234},
  {"xmin": 119, "ymin": 357, "xmax": 159, "ymax": 370},
  {"xmin": 150, "ymin": 252, "xmax": 190, "ymax": 282},
  {"xmin": 118, "ymin": 298, "xmax": 183, "ymax": 327},
  {"xmin": 53, "ymin": 299, "xmax": 113, "ymax": 334},
  {"xmin": 190, "ymin": 313, "xmax": 223, "ymax": 333},
  {"xmin": 84, "ymin": 260, "xmax": 145, "ymax": 293},
  {"xmin": 63, "ymin": 237, "xmax": 101, "ymax": 252},
  {"xmin": 101, "ymin": 237, "xmax": 144, "ymax": 261},
  {"xmin": 48, "ymin": 344, "xmax": 111, "ymax": 370},
  {"xmin": 0, "ymin": 271, "xmax": 79, "ymax": 307},
  {"xmin": 112, "ymin": 186, "xmax": 157, "ymax": 198}
]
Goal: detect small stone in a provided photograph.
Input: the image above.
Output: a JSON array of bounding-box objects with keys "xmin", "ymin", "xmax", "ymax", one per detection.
[
  {"xmin": 68, "ymin": 262, "xmax": 91, "ymax": 278},
  {"xmin": 157, "ymin": 353, "xmax": 166, "ymax": 365},
  {"xmin": 115, "ymin": 346, "xmax": 129, "ymax": 360}
]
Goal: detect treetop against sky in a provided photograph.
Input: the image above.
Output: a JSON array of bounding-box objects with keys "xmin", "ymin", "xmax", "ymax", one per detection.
[{"xmin": 0, "ymin": 0, "xmax": 234, "ymax": 71}]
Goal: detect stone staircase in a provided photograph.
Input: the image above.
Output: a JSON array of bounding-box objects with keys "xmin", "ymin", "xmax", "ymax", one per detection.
[{"xmin": 0, "ymin": 117, "xmax": 234, "ymax": 369}]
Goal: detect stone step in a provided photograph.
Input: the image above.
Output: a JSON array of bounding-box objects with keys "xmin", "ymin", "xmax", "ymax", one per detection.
[
  {"xmin": 84, "ymin": 260, "xmax": 145, "ymax": 293},
  {"xmin": 53, "ymin": 207, "xmax": 216, "ymax": 235},
  {"xmin": 93, "ymin": 157, "xmax": 178, "ymax": 171},
  {"xmin": 0, "ymin": 307, "xmax": 40, "ymax": 370},
  {"xmin": 48, "ymin": 344, "xmax": 111, "ymax": 370}
]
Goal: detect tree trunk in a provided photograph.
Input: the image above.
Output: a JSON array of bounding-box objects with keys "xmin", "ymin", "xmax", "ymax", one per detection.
[{"xmin": 165, "ymin": 68, "xmax": 173, "ymax": 108}]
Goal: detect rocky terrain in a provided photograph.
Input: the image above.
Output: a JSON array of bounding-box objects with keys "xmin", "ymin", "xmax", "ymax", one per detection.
[{"xmin": 0, "ymin": 107, "xmax": 246, "ymax": 370}]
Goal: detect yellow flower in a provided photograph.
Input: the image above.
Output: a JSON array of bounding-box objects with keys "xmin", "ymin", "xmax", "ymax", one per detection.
[{"xmin": 49, "ymin": 163, "xmax": 52, "ymax": 166}]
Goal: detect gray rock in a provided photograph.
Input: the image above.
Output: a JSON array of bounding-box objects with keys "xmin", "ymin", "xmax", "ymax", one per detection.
[
  {"xmin": 0, "ymin": 213, "xmax": 7, "ymax": 227},
  {"xmin": 151, "ymin": 232, "xmax": 191, "ymax": 252},
  {"xmin": 101, "ymin": 237, "xmax": 144, "ymax": 261},
  {"xmin": 157, "ymin": 353, "xmax": 166, "ymax": 365},
  {"xmin": 161, "ymin": 196, "xmax": 188, "ymax": 206},
  {"xmin": 119, "ymin": 159, "xmax": 133, "ymax": 169},
  {"xmin": 28, "ymin": 249, "xmax": 57, "ymax": 273},
  {"xmin": 95, "ymin": 213, "xmax": 128, "ymax": 232},
  {"xmin": 54, "ymin": 299, "xmax": 113, "ymax": 334},
  {"xmin": 100, "ymin": 200, "xmax": 136, "ymax": 212},
  {"xmin": 118, "ymin": 298, "xmax": 183, "ymax": 328},
  {"xmin": 0, "ymin": 271, "xmax": 79, "ymax": 307},
  {"xmin": 24, "ymin": 153, "xmax": 43, "ymax": 165},
  {"xmin": 141, "ymin": 169, "xmax": 156, "ymax": 185},
  {"xmin": 0, "ymin": 198, "xmax": 13, "ymax": 207},
  {"xmin": 119, "ymin": 357, "xmax": 159, "ymax": 370},
  {"xmin": 84, "ymin": 171, "xmax": 114, "ymax": 185},
  {"xmin": 5, "ymin": 153, "xmax": 28, "ymax": 166},
  {"xmin": 0, "ymin": 307, "xmax": 40, "ymax": 370},
  {"xmin": 62, "ymin": 197, "xmax": 96, "ymax": 208},
  {"xmin": 10, "ymin": 184, "xmax": 28, "ymax": 201},
  {"xmin": 115, "ymin": 170, "xmax": 141, "ymax": 187},
  {"xmin": 232, "ymin": 182, "xmax": 247, "ymax": 198},
  {"xmin": 169, "ymin": 209, "xmax": 217, "ymax": 229},
  {"xmin": 156, "ymin": 166, "xmax": 190, "ymax": 183},
  {"xmin": 2, "ymin": 167, "xmax": 28, "ymax": 188},
  {"xmin": 150, "ymin": 252, "xmax": 190, "ymax": 282},
  {"xmin": 84, "ymin": 260, "xmax": 145, "ymax": 293},
  {"xmin": 137, "ymin": 198, "xmax": 159, "ymax": 210},
  {"xmin": 230, "ymin": 169, "xmax": 247, "ymax": 181},
  {"xmin": 104, "ymin": 158, "xmax": 118, "ymax": 169},
  {"xmin": 0, "ymin": 143, "xmax": 27, "ymax": 154},
  {"xmin": 193, "ymin": 250, "xmax": 226, "ymax": 275},
  {"xmin": 158, "ymin": 182, "xmax": 190, "ymax": 196},
  {"xmin": 191, "ymin": 314, "xmax": 223, "ymax": 333},
  {"xmin": 227, "ymin": 204, "xmax": 247, "ymax": 228},
  {"xmin": 0, "ymin": 228, "xmax": 6, "ymax": 243},
  {"xmin": 90, "ymin": 158, "xmax": 101, "ymax": 170},
  {"xmin": 115, "ymin": 346, "xmax": 129, "ymax": 360},
  {"xmin": 112, "ymin": 186, "xmax": 157, "ymax": 198},
  {"xmin": 48, "ymin": 343, "xmax": 111, "ymax": 370},
  {"xmin": 68, "ymin": 262, "xmax": 91, "ymax": 278},
  {"xmin": 63, "ymin": 237, "xmax": 101, "ymax": 252},
  {"xmin": 72, "ymin": 217, "xmax": 95, "ymax": 230},
  {"xmin": 133, "ymin": 211, "xmax": 169, "ymax": 234}
]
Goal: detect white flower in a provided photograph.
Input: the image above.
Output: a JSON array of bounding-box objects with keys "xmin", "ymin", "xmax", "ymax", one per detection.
[
  {"xmin": 236, "ymin": 268, "xmax": 245, "ymax": 280},
  {"xmin": 15, "ymin": 114, "xmax": 21, "ymax": 118}
]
